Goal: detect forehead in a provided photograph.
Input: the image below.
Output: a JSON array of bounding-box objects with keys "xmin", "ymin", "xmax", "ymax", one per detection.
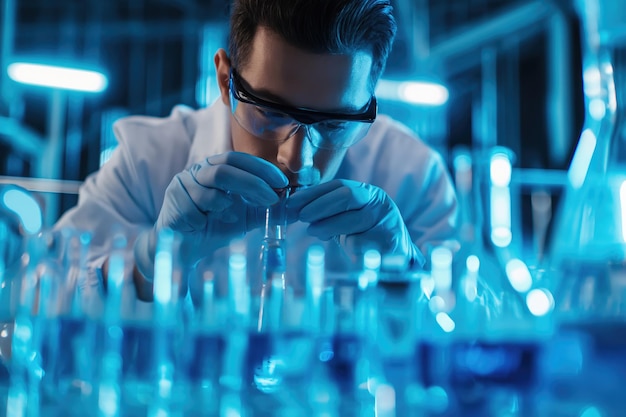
[{"xmin": 239, "ymin": 26, "xmax": 373, "ymax": 112}]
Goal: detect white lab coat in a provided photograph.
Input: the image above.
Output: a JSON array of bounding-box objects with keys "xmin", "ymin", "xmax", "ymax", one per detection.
[{"xmin": 55, "ymin": 100, "xmax": 457, "ymax": 304}]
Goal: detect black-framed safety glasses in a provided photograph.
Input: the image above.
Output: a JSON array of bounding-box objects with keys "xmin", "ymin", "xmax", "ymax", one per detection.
[{"xmin": 229, "ymin": 68, "xmax": 377, "ymax": 149}]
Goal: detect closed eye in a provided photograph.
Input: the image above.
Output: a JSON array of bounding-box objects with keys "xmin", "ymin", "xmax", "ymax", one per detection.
[
  {"xmin": 256, "ymin": 106, "xmax": 291, "ymax": 121},
  {"xmin": 319, "ymin": 120, "xmax": 348, "ymax": 131}
]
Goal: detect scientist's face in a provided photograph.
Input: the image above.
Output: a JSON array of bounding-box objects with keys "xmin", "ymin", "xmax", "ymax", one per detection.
[{"xmin": 215, "ymin": 26, "xmax": 375, "ymax": 187}]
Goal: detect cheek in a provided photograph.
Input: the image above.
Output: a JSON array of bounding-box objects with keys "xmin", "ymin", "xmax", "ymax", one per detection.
[
  {"xmin": 230, "ymin": 119, "xmax": 279, "ymax": 160},
  {"xmin": 315, "ymin": 149, "xmax": 347, "ymax": 181},
  {"xmin": 231, "ymin": 116, "xmax": 346, "ymax": 181}
]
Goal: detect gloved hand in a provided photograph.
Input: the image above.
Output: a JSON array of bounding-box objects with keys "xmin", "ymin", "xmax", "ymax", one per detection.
[
  {"xmin": 287, "ymin": 179, "xmax": 425, "ymax": 268},
  {"xmin": 134, "ymin": 151, "xmax": 288, "ymax": 281}
]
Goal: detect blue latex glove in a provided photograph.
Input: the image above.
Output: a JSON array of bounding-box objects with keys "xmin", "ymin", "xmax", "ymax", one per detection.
[
  {"xmin": 135, "ymin": 152, "xmax": 288, "ymax": 279},
  {"xmin": 287, "ymin": 179, "xmax": 425, "ymax": 268}
]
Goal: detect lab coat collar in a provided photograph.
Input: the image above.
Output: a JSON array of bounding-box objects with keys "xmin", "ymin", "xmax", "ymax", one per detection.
[{"xmin": 185, "ymin": 99, "xmax": 233, "ymax": 169}]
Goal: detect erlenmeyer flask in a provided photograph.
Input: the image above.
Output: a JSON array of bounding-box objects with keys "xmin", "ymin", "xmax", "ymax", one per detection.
[
  {"xmin": 544, "ymin": 1, "xmax": 626, "ymax": 414},
  {"xmin": 549, "ymin": 0, "xmax": 626, "ymax": 325}
]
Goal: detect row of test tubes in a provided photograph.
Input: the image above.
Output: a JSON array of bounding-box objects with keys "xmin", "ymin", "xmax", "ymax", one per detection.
[
  {"xmin": 1, "ymin": 141, "xmax": 625, "ymax": 416},
  {"xmin": 0, "ymin": 221, "xmax": 621, "ymax": 417}
]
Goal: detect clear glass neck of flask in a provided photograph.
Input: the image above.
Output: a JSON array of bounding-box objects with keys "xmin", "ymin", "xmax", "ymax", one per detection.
[{"xmin": 576, "ymin": 0, "xmax": 626, "ymax": 174}]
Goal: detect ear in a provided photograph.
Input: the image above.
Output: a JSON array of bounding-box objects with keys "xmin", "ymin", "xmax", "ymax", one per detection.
[{"xmin": 214, "ymin": 49, "xmax": 231, "ymax": 107}]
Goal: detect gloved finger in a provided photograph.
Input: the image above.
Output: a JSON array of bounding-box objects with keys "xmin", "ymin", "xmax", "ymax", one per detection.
[
  {"xmin": 177, "ymin": 169, "xmax": 233, "ymax": 213},
  {"xmin": 306, "ymin": 207, "xmax": 381, "ymax": 241},
  {"xmin": 209, "ymin": 197, "xmax": 265, "ymax": 230},
  {"xmin": 160, "ymin": 176, "xmax": 210, "ymax": 231},
  {"xmin": 298, "ymin": 183, "xmax": 372, "ymax": 223},
  {"xmin": 286, "ymin": 179, "xmax": 347, "ymax": 212},
  {"xmin": 206, "ymin": 152, "xmax": 288, "ymax": 189},
  {"xmin": 191, "ymin": 161, "xmax": 280, "ymax": 206},
  {"xmin": 341, "ymin": 231, "xmax": 385, "ymax": 256}
]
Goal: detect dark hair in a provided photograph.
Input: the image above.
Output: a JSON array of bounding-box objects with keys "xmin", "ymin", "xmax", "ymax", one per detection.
[{"xmin": 228, "ymin": 0, "xmax": 397, "ymax": 88}]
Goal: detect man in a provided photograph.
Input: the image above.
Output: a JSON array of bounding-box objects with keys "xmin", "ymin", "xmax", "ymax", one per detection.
[{"xmin": 54, "ymin": 0, "xmax": 457, "ymax": 303}]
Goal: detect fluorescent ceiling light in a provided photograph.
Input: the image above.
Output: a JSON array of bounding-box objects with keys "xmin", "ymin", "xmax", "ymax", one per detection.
[
  {"xmin": 376, "ymin": 79, "xmax": 449, "ymax": 106},
  {"xmin": 8, "ymin": 62, "xmax": 108, "ymax": 93}
]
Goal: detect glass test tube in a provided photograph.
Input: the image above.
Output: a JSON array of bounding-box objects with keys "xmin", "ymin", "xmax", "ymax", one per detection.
[{"xmin": 257, "ymin": 187, "xmax": 290, "ymax": 332}]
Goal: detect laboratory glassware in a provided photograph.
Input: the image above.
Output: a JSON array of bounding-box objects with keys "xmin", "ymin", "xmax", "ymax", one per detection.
[{"xmin": 545, "ymin": 0, "xmax": 626, "ymax": 414}]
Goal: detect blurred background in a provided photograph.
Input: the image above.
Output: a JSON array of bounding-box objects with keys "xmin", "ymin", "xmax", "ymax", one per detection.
[{"xmin": 0, "ymin": 0, "xmax": 584, "ymax": 248}]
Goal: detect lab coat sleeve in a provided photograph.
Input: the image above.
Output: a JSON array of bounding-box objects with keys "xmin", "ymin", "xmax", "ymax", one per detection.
[
  {"xmin": 53, "ymin": 108, "xmax": 193, "ymax": 309},
  {"xmin": 406, "ymin": 151, "xmax": 458, "ymax": 255}
]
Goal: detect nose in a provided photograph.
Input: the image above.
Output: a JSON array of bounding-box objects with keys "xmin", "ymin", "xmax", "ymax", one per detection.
[{"xmin": 276, "ymin": 126, "xmax": 315, "ymax": 177}]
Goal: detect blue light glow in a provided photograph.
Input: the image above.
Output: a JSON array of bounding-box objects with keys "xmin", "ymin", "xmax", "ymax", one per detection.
[
  {"xmin": 466, "ymin": 255, "xmax": 480, "ymax": 273},
  {"xmin": 375, "ymin": 384, "xmax": 396, "ymax": 416},
  {"xmin": 364, "ymin": 249, "xmax": 381, "ymax": 270},
  {"xmin": 526, "ymin": 288, "xmax": 554, "ymax": 316},
  {"xmin": 154, "ymin": 229, "xmax": 174, "ymax": 305},
  {"xmin": 431, "ymin": 246, "xmax": 452, "ymax": 291},
  {"xmin": 453, "ymin": 153, "xmax": 471, "ymax": 173},
  {"xmin": 376, "ymin": 79, "xmax": 449, "ymax": 106},
  {"xmin": 490, "ymin": 153, "xmax": 512, "ymax": 187},
  {"xmin": 491, "ymin": 225, "xmax": 512, "ymax": 248},
  {"xmin": 98, "ymin": 382, "xmax": 120, "ymax": 417},
  {"xmin": 568, "ymin": 129, "xmax": 596, "ymax": 189},
  {"xmin": 306, "ymin": 246, "xmax": 324, "ymax": 291},
  {"xmin": 229, "ymin": 253, "xmax": 246, "ymax": 271},
  {"xmin": 490, "ymin": 187, "xmax": 512, "ymax": 248},
  {"xmin": 489, "ymin": 151, "xmax": 512, "ymax": 248},
  {"xmin": 583, "ymin": 67, "xmax": 602, "ymax": 97},
  {"xmin": 306, "ymin": 245, "xmax": 325, "ymax": 267},
  {"xmin": 505, "ymin": 258, "xmax": 533, "ymax": 293},
  {"xmin": 8, "ymin": 62, "xmax": 108, "ymax": 93},
  {"xmin": 435, "ymin": 312, "xmax": 455, "ymax": 333},
  {"xmin": 2, "ymin": 188, "xmax": 42, "ymax": 234},
  {"xmin": 463, "ymin": 257, "xmax": 479, "ymax": 302},
  {"xmin": 228, "ymin": 243, "xmax": 249, "ymax": 317},
  {"xmin": 589, "ymin": 98, "xmax": 606, "ymax": 120},
  {"xmin": 580, "ymin": 406, "xmax": 602, "ymax": 417},
  {"xmin": 429, "ymin": 296, "xmax": 446, "ymax": 313}
]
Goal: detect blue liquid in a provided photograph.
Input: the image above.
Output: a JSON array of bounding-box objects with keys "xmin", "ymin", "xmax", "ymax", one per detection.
[
  {"xmin": 185, "ymin": 332, "xmax": 226, "ymax": 383},
  {"xmin": 545, "ymin": 322, "xmax": 626, "ymax": 416},
  {"xmin": 419, "ymin": 341, "xmax": 539, "ymax": 386},
  {"xmin": 318, "ymin": 333, "xmax": 364, "ymax": 392},
  {"xmin": 244, "ymin": 330, "xmax": 317, "ymax": 415},
  {"xmin": 418, "ymin": 340, "xmax": 541, "ymax": 416},
  {"xmin": 246, "ymin": 330, "xmax": 314, "ymax": 390},
  {"xmin": 39, "ymin": 317, "xmax": 102, "ymax": 393},
  {"xmin": 450, "ymin": 341, "xmax": 538, "ymax": 387}
]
